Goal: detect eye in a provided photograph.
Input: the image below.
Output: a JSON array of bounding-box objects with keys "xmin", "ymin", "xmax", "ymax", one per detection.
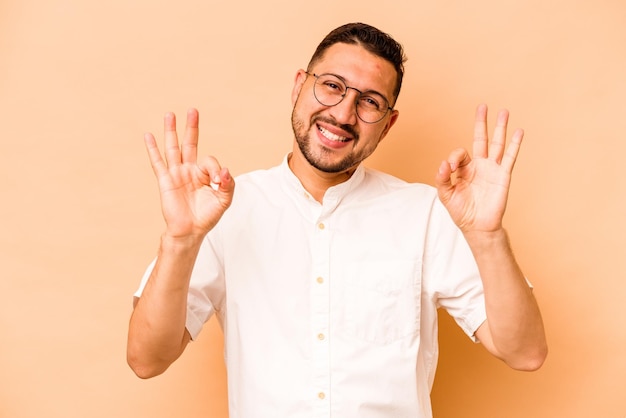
[
  {"xmin": 359, "ymin": 94, "xmax": 383, "ymax": 110},
  {"xmin": 322, "ymin": 80, "xmax": 344, "ymax": 93}
]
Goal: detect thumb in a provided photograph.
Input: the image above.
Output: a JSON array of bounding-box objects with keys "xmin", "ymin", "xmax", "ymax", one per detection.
[{"xmin": 214, "ymin": 167, "xmax": 235, "ymax": 208}]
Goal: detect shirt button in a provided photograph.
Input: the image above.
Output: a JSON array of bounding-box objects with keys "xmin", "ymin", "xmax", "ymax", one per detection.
[
  {"xmin": 318, "ymin": 392, "xmax": 326, "ymax": 400},
  {"xmin": 316, "ymin": 277, "xmax": 324, "ymax": 284},
  {"xmin": 318, "ymin": 222, "xmax": 325, "ymax": 230},
  {"xmin": 317, "ymin": 333, "xmax": 325, "ymax": 340}
]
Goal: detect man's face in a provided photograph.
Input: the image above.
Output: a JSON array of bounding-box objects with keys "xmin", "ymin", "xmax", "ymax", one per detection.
[{"xmin": 291, "ymin": 42, "xmax": 399, "ymax": 174}]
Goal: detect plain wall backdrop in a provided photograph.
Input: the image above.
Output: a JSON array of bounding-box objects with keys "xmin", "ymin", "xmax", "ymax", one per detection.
[{"xmin": 1, "ymin": 0, "xmax": 625, "ymax": 417}]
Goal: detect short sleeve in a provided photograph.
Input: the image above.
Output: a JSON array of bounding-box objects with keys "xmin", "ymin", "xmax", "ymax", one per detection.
[{"xmin": 423, "ymin": 200, "xmax": 487, "ymax": 342}]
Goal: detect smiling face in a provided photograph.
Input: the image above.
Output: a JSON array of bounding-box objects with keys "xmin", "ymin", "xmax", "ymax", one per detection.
[{"xmin": 290, "ymin": 42, "xmax": 399, "ymax": 178}]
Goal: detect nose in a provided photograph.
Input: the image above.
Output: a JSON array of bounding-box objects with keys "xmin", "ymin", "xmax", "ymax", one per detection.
[{"xmin": 328, "ymin": 87, "xmax": 359, "ymax": 125}]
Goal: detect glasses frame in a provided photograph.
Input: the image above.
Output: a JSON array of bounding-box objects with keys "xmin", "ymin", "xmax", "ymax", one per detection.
[{"xmin": 305, "ymin": 72, "xmax": 394, "ymax": 124}]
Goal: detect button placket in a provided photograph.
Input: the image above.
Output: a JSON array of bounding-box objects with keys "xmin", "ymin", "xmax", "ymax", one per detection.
[{"xmin": 310, "ymin": 217, "xmax": 330, "ymax": 412}]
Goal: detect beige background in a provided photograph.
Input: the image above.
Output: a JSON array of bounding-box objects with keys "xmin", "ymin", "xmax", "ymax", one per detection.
[{"xmin": 1, "ymin": 0, "xmax": 625, "ymax": 417}]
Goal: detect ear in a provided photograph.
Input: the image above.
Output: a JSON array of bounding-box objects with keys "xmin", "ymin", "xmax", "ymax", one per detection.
[
  {"xmin": 378, "ymin": 109, "xmax": 400, "ymax": 142},
  {"xmin": 291, "ymin": 70, "xmax": 308, "ymax": 106}
]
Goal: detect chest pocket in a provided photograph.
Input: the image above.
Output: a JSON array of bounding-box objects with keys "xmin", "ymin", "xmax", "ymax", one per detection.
[{"xmin": 337, "ymin": 259, "xmax": 421, "ymax": 345}]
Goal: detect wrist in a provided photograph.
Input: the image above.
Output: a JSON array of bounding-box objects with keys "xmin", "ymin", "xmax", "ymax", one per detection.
[
  {"xmin": 463, "ymin": 228, "xmax": 510, "ymax": 250},
  {"xmin": 160, "ymin": 232, "xmax": 205, "ymax": 252}
]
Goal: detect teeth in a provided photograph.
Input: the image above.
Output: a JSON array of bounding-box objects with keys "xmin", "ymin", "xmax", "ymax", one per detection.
[{"xmin": 319, "ymin": 126, "xmax": 348, "ymax": 142}]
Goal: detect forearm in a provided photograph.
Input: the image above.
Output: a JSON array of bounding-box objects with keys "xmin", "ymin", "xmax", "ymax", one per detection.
[
  {"xmin": 127, "ymin": 234, "xmax": 203, "ymax": 378},
  {"xmin": 465, "ymin": 229, "xmax": 547, "ymax": 370}
]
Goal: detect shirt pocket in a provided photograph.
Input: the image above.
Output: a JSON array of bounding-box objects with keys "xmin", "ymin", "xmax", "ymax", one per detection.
[{"xmin": 338, "ymin": 259, "xmax": 422, "ymax": 345}]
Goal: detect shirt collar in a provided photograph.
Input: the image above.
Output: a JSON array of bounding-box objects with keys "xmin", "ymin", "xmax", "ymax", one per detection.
[{"xmin": 279, "ymin": 153, "xmax": 366, "ymax": 208}]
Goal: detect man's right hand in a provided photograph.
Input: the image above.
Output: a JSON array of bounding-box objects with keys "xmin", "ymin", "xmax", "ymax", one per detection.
[
  {"xmin": 128, "ymin": 108, "xmax": 234, "ymax": 379},
  {"xmin": 144, "ymin": 108, "xmax": 235, "ymax": 240}
]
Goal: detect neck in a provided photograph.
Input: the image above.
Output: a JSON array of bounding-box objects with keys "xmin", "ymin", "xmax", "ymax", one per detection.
[{"xmin": 287, "ymin": 152, "xmax": 356, "ymax": 203}]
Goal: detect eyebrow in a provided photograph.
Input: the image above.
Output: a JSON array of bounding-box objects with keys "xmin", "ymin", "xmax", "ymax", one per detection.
[{"xmin": 325, "ymin": 72, "xmax": 392, "ymax": 106}]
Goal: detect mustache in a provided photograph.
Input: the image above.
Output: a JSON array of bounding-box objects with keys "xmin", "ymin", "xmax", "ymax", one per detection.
[{"xmin": 312, "ymin": 115, "xmax": 359, "ymax": 141}]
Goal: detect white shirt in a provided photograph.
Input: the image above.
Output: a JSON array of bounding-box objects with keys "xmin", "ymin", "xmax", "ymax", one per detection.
[{"xmin": 136, "ymin": 156, "xmax": 487, "ymax": 418}]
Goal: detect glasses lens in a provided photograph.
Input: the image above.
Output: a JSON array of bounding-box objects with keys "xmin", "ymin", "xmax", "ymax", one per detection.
[
  {"xmin": 313, "ymin": 74, "xmax": 345, "ymax": 107},
  {"xmin": 356, "ymin": 92, "xmax": 389, "ymax": 123},
  {"xmin": 312, "ymin": 73, "xmax": 390, "ymax": 123}
]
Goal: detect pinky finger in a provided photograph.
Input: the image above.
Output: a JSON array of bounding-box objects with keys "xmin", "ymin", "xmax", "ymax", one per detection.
[
  {"xmin": 501, "ymin": 128, "xmax": 524, "ymax": 173},
  {"xmin": 144, "ymin": 132, "xmax": 168, "ymax": 178}
]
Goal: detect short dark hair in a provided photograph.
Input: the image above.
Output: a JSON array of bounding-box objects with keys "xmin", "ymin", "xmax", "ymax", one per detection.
[{"xmin": 307, "ymin": 22, "xmax": 407, "ymax": 105}]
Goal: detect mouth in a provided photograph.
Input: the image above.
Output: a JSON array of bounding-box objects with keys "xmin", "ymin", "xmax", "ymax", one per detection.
[{"xmin": 318, "ymin": 125, "xmax": 351, "ymax": 143}]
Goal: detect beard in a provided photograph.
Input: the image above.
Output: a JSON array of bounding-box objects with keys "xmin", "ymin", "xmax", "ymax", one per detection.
[{"xmin": 291, "ymin": 106, "xmax": 378, "ymax": 174}]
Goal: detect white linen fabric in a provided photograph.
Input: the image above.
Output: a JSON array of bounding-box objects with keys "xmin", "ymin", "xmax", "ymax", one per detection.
[{"xmin": 136, "ymin": 156, "xmax": 487, "ymax": 418}]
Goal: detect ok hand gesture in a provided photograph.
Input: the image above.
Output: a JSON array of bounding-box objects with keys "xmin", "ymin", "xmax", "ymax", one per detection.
[
  {"xmin": 435, "ymin": 105, "xmax": 523, "ymax": 234},
  {"xmin": 144, "ymin": 109, "xmax": 235, "ymax": 240}
]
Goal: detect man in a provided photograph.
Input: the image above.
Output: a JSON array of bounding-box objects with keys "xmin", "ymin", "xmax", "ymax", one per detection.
[{"xmin": 128, "ymin": 22, "xmax": 547, "ymax": 417}]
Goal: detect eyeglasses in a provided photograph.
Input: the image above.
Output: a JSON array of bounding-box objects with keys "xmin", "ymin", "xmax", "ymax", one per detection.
[{"xmin": 306, "ymin": 72, "xmax": 393, "ymax": 124}]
